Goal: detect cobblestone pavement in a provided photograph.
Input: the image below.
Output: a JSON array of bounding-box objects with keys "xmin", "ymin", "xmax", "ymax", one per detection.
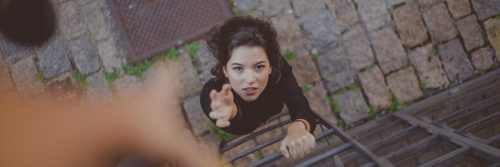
[{"xmin": 1, "ymin": 0, "xmax": 499, "ymax": 164}]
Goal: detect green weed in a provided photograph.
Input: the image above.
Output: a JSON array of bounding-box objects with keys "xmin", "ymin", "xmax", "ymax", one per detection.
[
  {"xmin": 432, "ymin": 45, "xmax": 440, "ymax": 56},
  {"xmin": 283, "ymin": 50, "xmax": 296, "ymax": 61},
  {"xmin": 208, "ymin": 125, "xmax": 234, "ymax": 142},
  {"xmin": 122, "ymin": 60, "xmax": 152, "ymax": 79},
  {"xmin": 387, "ymin": 92, "xmax": 405, "ymax": 113},
  {"xmin": 325, "ymin": 96, "xmax": 340, "ymax": 114},
  {"xmin": 164, "ymin": 48, "xmax": 179, "ymax": 60},
  {"xmin": 102, "ymin": 68, "xmax": 122, "ymax": 87},
  {"xmin": 302, "ymin": 84, "xmax": 312, "ymax": 93},
  {"xmin": 186, "ymin": 43, "xmax": 200, "ymax": 60},
  {"xmin": 72, "ymin": 69, "xmax": 87, "ymax": 89}
]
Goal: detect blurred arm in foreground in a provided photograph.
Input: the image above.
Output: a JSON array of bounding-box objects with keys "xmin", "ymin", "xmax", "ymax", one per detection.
[{"xmin": 0, "ymin": 66, "xmax": 221, "ymax": 167}]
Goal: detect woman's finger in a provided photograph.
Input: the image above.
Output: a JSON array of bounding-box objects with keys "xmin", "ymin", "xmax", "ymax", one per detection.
[
  {"xmin": 296, "ymin": 141, "xmax": 305, "ymax": 158},
  {"xmin": 222, "ymin": 84, "xmax": 232, "ymax": 97},
  {"xmin": 280, "ymin": 139, "xmax": 290, "ymax": 159},
  {"xmin": 210, "ymin": 101, "xmax": 220, "ymax": 110},
  {"xmin": 215, "ymin": 119, "xmax": 230, "ymax": 127},
  {"xmin": 307, "ymin": 134, "xmax": 316, "ymax": 149},
  {"xmin": 289, "ymin": 141, "xmax": 298, "ymax": 159},
  {"xmin": 209, "ymin": 90, "xmax": 218, "ymax": 101}
]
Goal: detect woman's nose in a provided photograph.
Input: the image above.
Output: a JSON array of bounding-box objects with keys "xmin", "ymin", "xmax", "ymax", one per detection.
[{"xmin": 244, "ymin": 70, "xmax": 256, "ymax": 84}]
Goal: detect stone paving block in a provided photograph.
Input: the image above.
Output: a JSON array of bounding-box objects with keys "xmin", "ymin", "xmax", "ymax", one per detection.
[
  {"xmin": 332, "ymin": 89, "xmax": 369, "ymax": 125},
  {"xmin": 303, "ymin": 82, "xmax": 338, "ymax": 124},
  {"xmin": 355, "ymin": 0, "xmax": 390, "ymax": 31},
  {"xmin": 446, "ymin": 0, "xmax": 471, "ymax": 19},
  {"xmin": 224, "ymin": 140, "xmax": 258, "ymax": 166},
  {"xmin": 342, "ymin": 24, "xmax": 374, "ymax": 70},
  {"xmin": 0, "ymin": 35, "xmax": 32, "ymax": 65},
  {"xmin": 75, "ymin": 0, "xmax": 94, "ymax": 5},
  {"xmin": 387, "ymin": 67, "xmax": 423, "ymax": 103},
  {"xmin": 260, "ymin": 0, "xmax": 292, "ymax": 16},
  {"xmin": 270, "ymin": 14, "xmax": 306, "ymax": 54},
  {"xmin": 83, "ymin": 1, "xmax": 110, "ymax": 41},
  {"xmin": 456, "ymin": 15, "xmax": 485, "ymax": 51},
  {"xmin": 36, "ymin": 36, "xmax": 72, "ymax": 79},
  {"xmin": 114, "ymin": 75, "xmax": 143, "ymax": 98},
  {"xmin": 471, "ymin": 0, "xmax": 500, "ymax": 21},
  {"xmin": 358, "ymin": 66, "xmax": 391, "ymax": 110},
  {"xmin": 419, "ymin": 0, "xmax": 441, "ymax": 6},
  {"xmin": 46, "ymin": 72, "xmax": 81, "ymax": 101},
  {"xmin": 0, "ymin": 57, "xmax": 13, "ymax": 92},
  {"xmin": 471, "ymin": 47, "xmax": 495, "ymax": 70},
  {"xmin": 326, "ymin": 0, "xmax": 358, "ymax": 32},
  {"xmin": 98, "ymin": 37, "xmax": 123, "ymax": 72},
  {"xmin": 69, "ymin": 35, "xmax": 102, "ymax": 75},
  {"xmin": 385, "ymin": 0, "xmax": 404, "ymax": 6},
  {"xmin": 85, "ymin": 72, "xmax": 113, "ymax": 104},
  {"xmin": 371, "ymin": 27, "xmax": 408, "ymax": 74},
  {"xmin": 393, "ymin": 2, "xmax": 428, "ymax": 47},
  {"xmin": 485, "ymin": 18, "xmax": 500, "ymax": 61},
  {"xmin": 298, "ymin": 10, "xmax": 341, "ymax": 48},
  {"xmin": 193, "ymin": 42, "xmax": 216, "ymax": 84},
  {"xmin": 408, "ymin": 44, "xmax": 449, "ymax": 89},
  {"xmin": 234, "ymin": 0, "xmax": 261, "ymax": 12},
  {"xmin": 317, "ymin": 46, "xmax": 356, "ymax": 93},
  {"xmin": 11, "ymin": 56, "xmax": 45, "ymax": 96},
  {"xmin": 163, "ymin": 52, "xmax": 202, "ymax": 98},
  {"xmin": 288, "ymin": 55, "xmax": 321, "ymax": 86},
  {"xmin": 183, "ymin": 94, "xmax": 212, "ymax": 136},
  {"xmin": 423, "ymin": 3, "xmax": 458, "ymax": 42},
  {"xmin": 57, "ymin": 1, "xmax": 86, "ymax": 40},
  {"xmin": 439, "ymin": 39, "xmax": 474, "ymax": 82},
  {"xmin": 291, "ymin": 0, "xmax": 327, "ymax": 16}
]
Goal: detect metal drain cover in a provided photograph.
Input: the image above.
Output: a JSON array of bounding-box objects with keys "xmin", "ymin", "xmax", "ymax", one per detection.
[{"xmin": 106, "ymin": 0, "xmax": 232, "ymax": 62}]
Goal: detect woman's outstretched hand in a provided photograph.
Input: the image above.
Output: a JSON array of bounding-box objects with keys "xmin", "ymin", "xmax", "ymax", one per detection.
[
  {"xmin": 209, "ymin": 84, "xmax": 237, "ymax": 128},
  {"xmin": 280, "ymin": 121, "xmax": 316, "ymax": 159}
]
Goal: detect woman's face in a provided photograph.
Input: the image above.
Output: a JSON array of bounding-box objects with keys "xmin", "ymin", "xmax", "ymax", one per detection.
[{"xmin": 224, "ymin": 46, "xmax": 271, "ymax": 102}]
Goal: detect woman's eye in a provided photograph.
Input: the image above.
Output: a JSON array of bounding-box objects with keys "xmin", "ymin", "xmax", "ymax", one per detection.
[
  {"xmin": 233, "ymin": 67, "xmax": 243, "ymax": 72},
  {"xmin": 256, "ymin": 65, "xmax": 265, "ymax": 71}
]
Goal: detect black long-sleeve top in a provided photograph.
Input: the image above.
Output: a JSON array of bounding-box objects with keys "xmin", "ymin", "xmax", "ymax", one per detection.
[{"xmin": 200, "ymin": 58, "xmax": 317, "ymax": 135}]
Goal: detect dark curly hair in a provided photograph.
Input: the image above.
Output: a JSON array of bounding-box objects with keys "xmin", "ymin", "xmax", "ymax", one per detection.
[{"xmin": 206, "ymin": 16, "xmax": 283, "ymax": 85}]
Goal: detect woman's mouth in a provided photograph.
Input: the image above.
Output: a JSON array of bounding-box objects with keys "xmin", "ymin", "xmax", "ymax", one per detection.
[{"xmin": 242, "ymin": 87, "xmax": 258, "ymax": 96}]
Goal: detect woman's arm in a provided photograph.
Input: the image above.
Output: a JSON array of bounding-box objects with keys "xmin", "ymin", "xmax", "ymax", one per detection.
[
  {"xmin": 280, "ymin": 58, "xmax": 317, "ymax": 132},
  {"xmin": 200, "ymin": 81, "xmax": 243, "ymax": 133}
]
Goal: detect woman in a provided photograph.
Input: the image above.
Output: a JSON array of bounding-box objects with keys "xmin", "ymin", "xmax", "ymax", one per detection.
[{"xmin": 200, "ymin": 16, "xmax": 317, "ymax": 159}]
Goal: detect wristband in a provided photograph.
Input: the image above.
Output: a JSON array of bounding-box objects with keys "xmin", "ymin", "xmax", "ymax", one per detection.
[{"xmin": 295, "ymin": 119, "xmax": 309, "ymax": 131}]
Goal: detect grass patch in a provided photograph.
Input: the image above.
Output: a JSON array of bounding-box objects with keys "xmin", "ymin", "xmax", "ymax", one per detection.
[
  {"xmin": 208, "ymin": 125, "xmax": 234, "ymax": 142},
  {"xmin": 302, "ymin": 84, "xmax": 312, "ymax": 93},
  {"xmin": 164, "ymin": 48, "xmax": 179, "ymax": 60},
  {"xmin": 419, "ymin": 80, "xmax": 426, "ymax": 89},
  {"xmin": 496, "ymin": 14, "xmax": 500, "ymax": 20},
  {"xmin": 432, "ymin": 45, "xmax": 440, "ymax": 56},
  {"xmin": 339, "ymin": 121, "xmax": 349, "ymax": 131},
  {"xmin": 347, "ymin": 83, "xmax": 358, "ymax": 91},
  {"xmin": 102, "ymin": 68, "xmax": 122, "ymax": 87},
  {"xmin": 72, "ymin": 69, "xmax": 87, "ymax": 89},
  {"xmin": 325, "ymin": 96, "xmax": 340, "ymax": 114},
  {"xmin": 254, "ymin": 151, "xmax": 264, "ymax": 160},
  {"xmin": 186, "ymin": 43, "xmax": 200, "ymax": 60},
  {"xmin": 387, "ymin": 92, "xmax": 405, "ymax": 113},
  {"xmin": 36, "ymin": 72, "xmax": 48, "ymax": 83},
  {"xmin": 122, "ymin": 60, "xmax": 152, "ymax": 79},
  {"xmin": 283, "ymin": 50, "xmax": 296, "ymax": 61},
  {"xmin": 311, "ymin": 52, "xmax": 319, "ymax": 61},
  {"xmin": 233, "ymin": 8, "xmax": 242, "ymax": 16},
  {"xmin": 367, "ymin": 106, "xmax": 375, "ymax": 118}
]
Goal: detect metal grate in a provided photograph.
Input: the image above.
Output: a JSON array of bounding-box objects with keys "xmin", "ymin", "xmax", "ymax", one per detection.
[
  {"xmin": 106, "ymin": 0, "xmax": 232, "ymax": 62},
  {"xmin": 218, "ymin": 68, "xmax": 500, "ymax": 166}
]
